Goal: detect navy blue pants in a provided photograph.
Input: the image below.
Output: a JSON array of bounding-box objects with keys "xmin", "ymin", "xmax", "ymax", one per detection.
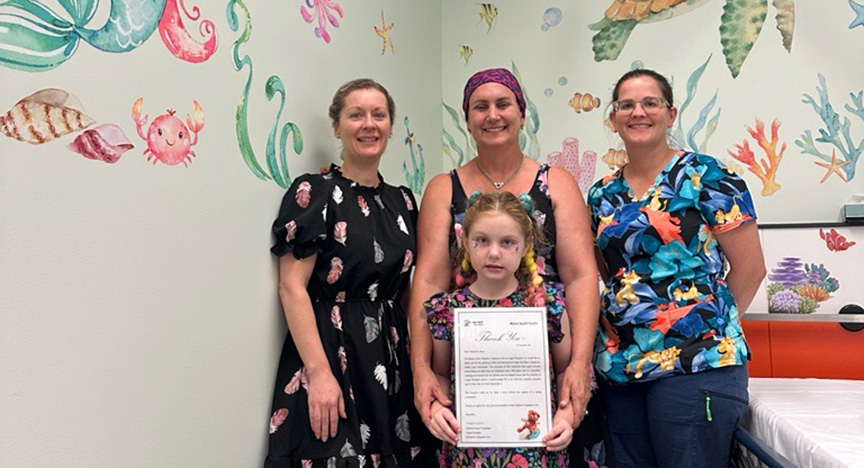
[{"xmin": 601, "ymin": 365, "xmax": 749, "ymax": 468}]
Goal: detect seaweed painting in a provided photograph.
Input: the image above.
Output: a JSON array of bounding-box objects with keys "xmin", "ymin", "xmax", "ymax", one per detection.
[
  {"xmin": 671, "ymin": 55, "xmax": 721, "ymax": 154},
  {"xmin": 796, "ymin": 74, "xmax": 864, "ymax": 183},
  {"xmin": 442, "ymin": 61, "xmax": 541, "ymax": 167},
  {"xmin": 228, "ymin": 0, "xmax": 304, "ymax": 188},
  {"xmin": 0, "ymin": 0, "xmax": 217, "ymax": 71},
  {"xmin": 402, "ymin": 116, "xmax": 425, "ymax": 194},
  {"xmin": 591, "ymin": 0, "xmax": 795, "ymax": 78}
]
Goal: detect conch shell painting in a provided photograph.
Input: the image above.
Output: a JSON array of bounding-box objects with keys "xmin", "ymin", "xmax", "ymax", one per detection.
[
  {"xmin": 67, "ymin": 124, "xmax": 135, "ymax": 163},
  {"xmin": 0, "ymin": 89, "xmax": 94, "ymax": 144}
]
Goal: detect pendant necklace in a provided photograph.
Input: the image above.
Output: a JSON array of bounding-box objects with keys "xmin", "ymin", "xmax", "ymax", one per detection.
[{"xmin": 477, "ymin": 155, "xmax": 525, "ymax": 190}]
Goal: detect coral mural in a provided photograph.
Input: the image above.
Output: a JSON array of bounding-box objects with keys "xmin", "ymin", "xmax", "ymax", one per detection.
[
  {"xmin": 228, "ymin": 0, "xmax": 304, "ymax": 188},
  {"xmin": 728, "ymin": 118, "xmax": 786, "ymax": 196},
  {"xmin": 132, "ymin": 98, "xmax": 204, "ymax": 167},
  {"xmin": 766, "ymin": 257, "xmax": 839, "ymax": 313},
  {"xmin": 546, "ymin": 137, "xmax": 597, "ymax": 196},
  {"xmin": 0, "ymin": 0, "xmax": 217, "ymax": 71},
  {"xmin": 477, "ymin": 3, "xmax": 499, "ymax": 34},
  {"xmin": 796, "ymin": 74, "xmax": 864, "ymax": 182},
  {"xmin": 374, "ymin": 10, "xmax": 395, "ymax": 55},
  {"xmin": 402, "ymin": 117, "xmax": 426, "ymax": 194},
  {"xmin": 1, "ymin": 89, "xmax": 94, "ymax": 144},
  {"xmin": 300, "ymin": 0, "xmax": 343, "ymax": 44},
  {"xmin": 850, "ymin": 0, "xmax": 864, "ymax": 28},
  {"xmin": 590, "ymin": 0, "xmax": 795, "ymax": 78}
]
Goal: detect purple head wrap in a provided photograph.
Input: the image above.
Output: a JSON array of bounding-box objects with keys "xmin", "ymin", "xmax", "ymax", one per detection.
[{"xmin": 462, "ymin": 68, "xmax": 526, "ymax": 118}]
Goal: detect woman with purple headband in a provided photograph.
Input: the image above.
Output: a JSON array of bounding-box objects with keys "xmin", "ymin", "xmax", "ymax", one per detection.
[{"xmin": 407, "ymin": 68, "xmax": 605, "ymax": 466}]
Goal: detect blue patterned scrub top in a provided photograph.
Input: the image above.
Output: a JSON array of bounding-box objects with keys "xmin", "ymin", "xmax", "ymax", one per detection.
[{"xmin": 588, "ymin": 152, "xmax": 757, "ymax": 384}]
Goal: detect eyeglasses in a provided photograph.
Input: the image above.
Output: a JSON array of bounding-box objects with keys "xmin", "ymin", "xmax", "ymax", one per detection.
[{"xmin": 612, "ymin": 97, "xmax": 670, "ymax": 114}]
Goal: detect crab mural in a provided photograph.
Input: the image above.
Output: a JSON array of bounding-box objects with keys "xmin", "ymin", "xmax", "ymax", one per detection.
[
  {"xmin": 132, "ymin": 98, "xmax": 205, "ymax": 167},
  {"xmin": 591, "ymin": 0, "xmax": 795, "ymax": 78}
]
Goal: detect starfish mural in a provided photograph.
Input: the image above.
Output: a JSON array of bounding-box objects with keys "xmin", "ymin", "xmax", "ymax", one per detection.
[
  {"xmin": 815, "ymin": 150, "xmax": 850, "ymax": 183},
  {"xmin": 374, "ymin": 10, "xmax": 395, "ymax": 55},
  {"xmin": 850, "ymin": 0, "xmax": 864, "ymax": 28}
]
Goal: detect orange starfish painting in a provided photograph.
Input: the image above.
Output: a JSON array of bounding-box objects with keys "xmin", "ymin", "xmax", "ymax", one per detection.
[
  {"xmin": 815, "ymin": 149, "xmax": 850, "ymax": 183},
  {"xmin": 374, "ymin": 10, "xmax": 394, "ymax": 55}
]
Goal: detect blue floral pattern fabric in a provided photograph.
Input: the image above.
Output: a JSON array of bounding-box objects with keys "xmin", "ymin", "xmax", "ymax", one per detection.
[
  {"xmin": 424, "ymin": 283, "xmax": 568, "ymax": 468},
  {"xmin": 588, "ymin": 152, "xmax": 756, "ymax": 385}
]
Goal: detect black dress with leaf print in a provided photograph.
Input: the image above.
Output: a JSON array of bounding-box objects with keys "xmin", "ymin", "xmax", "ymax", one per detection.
[{"xmin": 265, "ymin": 165, "xmax": 426, "ymax": 468}]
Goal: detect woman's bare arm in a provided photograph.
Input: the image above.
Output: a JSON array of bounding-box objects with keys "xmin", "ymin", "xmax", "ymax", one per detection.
[
  {"xmin": 278, "ymin": 254, "xmax": 346, "ymax": 442},
  {"xmin": 408, "ymin": 173, "xmax": 455, "ymax": 425},
  {"xmin": 547, "ymin": 167, "xmax": 600, "ymax": 426}
]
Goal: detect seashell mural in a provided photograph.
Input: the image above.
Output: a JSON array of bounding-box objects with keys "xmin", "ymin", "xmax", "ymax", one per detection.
[
  {"xmin": 0, "ymin": 89, "xmax": 94, "ymax": 144},
  {"xmin": 67, "ymin": 124, "xmax": 134, "ymax": 163}
]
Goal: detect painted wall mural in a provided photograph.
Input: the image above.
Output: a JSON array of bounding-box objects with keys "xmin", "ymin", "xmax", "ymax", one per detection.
[
  {"xmin": 541, "ymin": 7, "xmax": 563, "ymax": 31},
  {"xmin": 228, "ymin": 0, "xmax": 304, "ymax": 188},
  {"xmin": 0, "ymin": 0, "xmax": 217, "ymax": 72},
  {"xmin": 591, "ymin": 0, "xmax": 795, "ymax": 78},
  {"xmin": 132, "ymin": 98, "xmax": 204, "ymax": 167},
  {"xmin": 796, "ymin": 74, "xmax": 864, "ymax": 183},
  {"xmin": 546, "ymin": 137, "xmax": 597, "ymax": 196},
  {"xmin": 300, "ymin": 0, "xmax": 343, "ymax": 44},
  {"xmin": 850, "ymin": 0, "xmax": 864, "ymax": 28},
  {"xmin": 402, "ymin": 116, "xmax": 425, "ymax": 194},
  {"xmin": 477, "ymin": 3, "xmax": 499, "ymax": 33},
  {"xmin": 728, "ymin": 118, "xmax": 785, "ymax": 196},
  {"xmin": 766, "ymin": 256, "xmax": 839, "ymax": 314},
  {"xmin": 374, "ymin": 10, "xmax": 395, "ymax": 55},
  {"xmin": 1, "ymin": 88, "xmax": 93, "ymax": 144},
  {"xmin": 67, "ymin": 124, "xmax": 134, "ymax": 163}
]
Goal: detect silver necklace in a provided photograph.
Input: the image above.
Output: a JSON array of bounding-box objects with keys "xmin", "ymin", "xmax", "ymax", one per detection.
[{"xmin": 477, "ymin": 155, "xmax": 525, "ymax": 190}]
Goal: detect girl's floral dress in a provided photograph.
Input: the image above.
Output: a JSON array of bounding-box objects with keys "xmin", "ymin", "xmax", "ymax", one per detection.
[{"xmin": 424, "ymin": 284, "xmax": 570, "ymax": 468}]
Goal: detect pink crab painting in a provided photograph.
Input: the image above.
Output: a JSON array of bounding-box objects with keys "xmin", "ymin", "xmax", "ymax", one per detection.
[{"xmin": 131, "ymin": 98, "xmax": 205, "ymax": 167}]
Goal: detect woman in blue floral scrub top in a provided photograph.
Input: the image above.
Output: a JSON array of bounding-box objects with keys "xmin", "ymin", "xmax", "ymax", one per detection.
[{"xmin": 588, "ymin": 69, "xmax": 767, "ymax": 468}]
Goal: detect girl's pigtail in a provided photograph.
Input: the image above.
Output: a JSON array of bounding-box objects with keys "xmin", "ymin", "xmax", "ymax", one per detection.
[
  {"xmin": 455, "ymin": 251, "xmax": 472, "ymax": 287},
  {"xmin": 523, "ymin": 244, "xmax": 546, "ymax": 307}
]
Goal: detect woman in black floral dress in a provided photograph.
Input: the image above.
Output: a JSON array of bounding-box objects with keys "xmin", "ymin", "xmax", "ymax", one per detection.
[{"xmin": 265, "ymin": 79, "xmax": 426, "ymax": 467}]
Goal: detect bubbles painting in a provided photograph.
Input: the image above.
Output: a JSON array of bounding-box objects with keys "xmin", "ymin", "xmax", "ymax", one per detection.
[{"xmin": 541, "ymin": 7, "xmax": 562, "ymax": 31}]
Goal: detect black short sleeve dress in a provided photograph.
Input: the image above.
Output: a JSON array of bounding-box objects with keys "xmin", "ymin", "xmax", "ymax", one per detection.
[{"xmin": 265, "ymin": 165, "xmax": 424, "ymax": 468}]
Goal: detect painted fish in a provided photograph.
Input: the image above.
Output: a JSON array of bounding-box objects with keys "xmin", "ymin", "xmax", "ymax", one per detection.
[
  {"xmin": 477, "ymin": 3, "xmax": 499, "ymax": 33},
  {"xmin": 820, "ymin": 228, "xmax": 856, "ymax": 251},
  {"xmin": 0, "ymin": 89, "xmax": 94, "ymax": 145},
  {"xmin": 602, "ymin": 148, "xmax": 628, "ymax": 169},
  {"xmin": 459, "ymin": 45, "xmax": 473, "ymax": 65},
  {"xmin": 568, "ymin": 93, "xmax": 601, "ymax": 113}
]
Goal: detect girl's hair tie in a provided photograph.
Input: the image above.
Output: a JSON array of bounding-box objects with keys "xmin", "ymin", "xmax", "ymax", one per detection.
[
  {"xmin": 468, "ymin": 190, "xmax": 483, "ymax": 206},
  {"xmin": 518, "ymin": 193, "xmax": 533, "ymax": 214}
]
